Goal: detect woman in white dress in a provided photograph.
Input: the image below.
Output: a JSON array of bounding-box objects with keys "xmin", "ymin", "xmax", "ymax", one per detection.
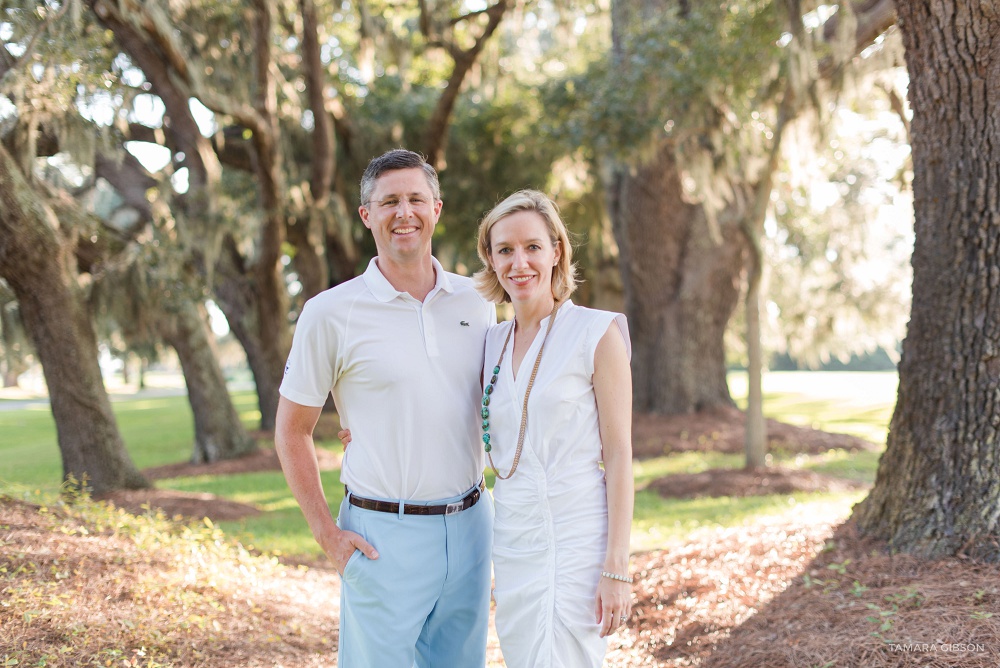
[{"xmin": 473, "ymin": 189, "xmax": 634, "ymax": 667}]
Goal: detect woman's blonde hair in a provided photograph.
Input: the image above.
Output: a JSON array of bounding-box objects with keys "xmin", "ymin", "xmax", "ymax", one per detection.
[{"xmin": 473, "ymin": 189, "xmax": 578, "ymax": 304}]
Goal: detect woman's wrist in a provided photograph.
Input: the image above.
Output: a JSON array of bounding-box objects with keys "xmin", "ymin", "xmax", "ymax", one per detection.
[
  {"xmin": 601, "ymin": 554, "xmax": 631, "ymax": 583},
  {"xmin": 603, "ymin": 553, "xmax": 630, "ymax": 573}
]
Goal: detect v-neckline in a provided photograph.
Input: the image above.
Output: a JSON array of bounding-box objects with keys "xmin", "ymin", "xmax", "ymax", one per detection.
[
  {"xmin": 508, "ymin": 311, "xmax": 553, "ymax": 382},
  {"xmin": 509, "ymin": 324, "xmax": 536, "ymax": 382}
]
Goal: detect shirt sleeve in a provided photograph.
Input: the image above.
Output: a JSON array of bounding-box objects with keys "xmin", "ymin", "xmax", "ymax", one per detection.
[
  {"xmin": 279, "ymin": 298, "xmax": 342, "ymax": 407},
  {"xmin": 484, "ymin": 297, "xmax": 498, "ymax": 327}
]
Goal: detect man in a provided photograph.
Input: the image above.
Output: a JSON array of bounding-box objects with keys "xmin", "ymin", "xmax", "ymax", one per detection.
[{"xmin": 275, "ymin": 149, "xmax": 495, "ymax": 667}]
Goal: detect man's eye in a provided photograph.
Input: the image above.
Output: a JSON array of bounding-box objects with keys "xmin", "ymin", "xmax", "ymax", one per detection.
[
  {"xmin": 382, "ymin": 199, "xmax": 399, "ymax": 207},
  {"xmin": 410, "ymin": 197, "xmax": 426, "ymax": 204}
]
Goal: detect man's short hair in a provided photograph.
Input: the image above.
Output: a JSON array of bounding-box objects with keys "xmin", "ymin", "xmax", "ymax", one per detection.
[{"xmin": 360, "ymin": 149, "xmax": 441, "ymax": 205}]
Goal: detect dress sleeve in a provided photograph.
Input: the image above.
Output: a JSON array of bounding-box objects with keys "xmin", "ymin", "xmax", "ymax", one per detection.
[{"xmin": 584, "ymin": 310, "xmax": 631, "ymax": 378}]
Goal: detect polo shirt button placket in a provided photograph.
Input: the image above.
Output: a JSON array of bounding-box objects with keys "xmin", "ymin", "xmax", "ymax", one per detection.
[{"xmin": 422, "ymin": 306, "xmax": 440, "ymax": 357}]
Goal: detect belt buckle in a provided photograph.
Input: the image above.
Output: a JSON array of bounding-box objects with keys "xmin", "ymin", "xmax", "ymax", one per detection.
[{"xmin": 444, "ymin": 501, "xmax": 464, "ymax": 515}]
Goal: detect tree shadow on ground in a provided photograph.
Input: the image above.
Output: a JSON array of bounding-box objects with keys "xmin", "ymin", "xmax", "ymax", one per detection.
[
  {"xmin": 702, "ymin": 521, "xmax": 1000, "ymax": 667},
  {"xmin": 608, "ymin": 513, "xmax": 1000, "ymax": 667}
]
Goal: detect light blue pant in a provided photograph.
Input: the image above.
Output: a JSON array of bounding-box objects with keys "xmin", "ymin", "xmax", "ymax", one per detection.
[{"xmin": 336, "ymin": 484, "xmax": 494, "ymax": 668}]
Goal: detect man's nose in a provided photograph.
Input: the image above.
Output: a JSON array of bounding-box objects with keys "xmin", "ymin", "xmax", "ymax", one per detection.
[{"xmin": 395, "ymin": 199, "xmax": 413, "ymax": 218}]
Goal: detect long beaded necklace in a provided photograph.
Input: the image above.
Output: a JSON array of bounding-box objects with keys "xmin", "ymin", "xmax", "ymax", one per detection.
[{"xmin": 481, "ymin": 302, "xmax": 561, "ymax": 480}]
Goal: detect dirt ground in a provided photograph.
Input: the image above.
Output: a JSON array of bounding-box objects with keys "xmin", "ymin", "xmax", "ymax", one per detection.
[{"xmin": 6, "ymin": 410, "xmax": 1000, "ymax": 666}]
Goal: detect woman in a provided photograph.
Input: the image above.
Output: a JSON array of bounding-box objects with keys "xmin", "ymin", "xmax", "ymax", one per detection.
[{"xmin": 474, "ymin": 189, "xmax": 634, "ymax": 667}]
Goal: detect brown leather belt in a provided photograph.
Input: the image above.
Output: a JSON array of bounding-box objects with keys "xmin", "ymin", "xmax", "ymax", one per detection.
[{"xmin": 347, "ymin": 479, "xmax": 486, "ymax": 516}]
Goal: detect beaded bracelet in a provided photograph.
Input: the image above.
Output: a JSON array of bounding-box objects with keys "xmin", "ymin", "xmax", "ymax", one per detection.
[{"xmin": 601, "ymin": 571, "xmax": 634, "ymax": 584}]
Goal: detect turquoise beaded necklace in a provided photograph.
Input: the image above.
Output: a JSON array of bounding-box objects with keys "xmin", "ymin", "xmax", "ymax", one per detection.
[{"xmin": 482, "ymin": 302, "xmax": 561, "ymax": 480}]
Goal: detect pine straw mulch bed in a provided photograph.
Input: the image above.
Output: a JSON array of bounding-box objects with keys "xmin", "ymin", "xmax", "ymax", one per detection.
[
  {"xmin": 610, "ymin": 506, "xmax": 1000, "ymax": 667},
  {"xmin": 648, "ymin": 465, "xmax": 867, "ymax": 499},
  {"xmin": 5, "ymin": 494, "xmax": 1000, "ymax": 667},
  {"xmin": 632, "ymin": 405, "xmax": 879, "ymax": 458},
  {"xmin": 0, "ymin": 495, "xmax": 342, "ymax": 667}
]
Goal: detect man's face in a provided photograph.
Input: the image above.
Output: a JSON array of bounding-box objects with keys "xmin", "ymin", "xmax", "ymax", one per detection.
[{"xmin": 359, "ymin": 168, "xmax": 442, "ymax": 265}]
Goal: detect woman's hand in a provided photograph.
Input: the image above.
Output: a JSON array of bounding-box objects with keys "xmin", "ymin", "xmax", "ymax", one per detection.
[
  {"xmin": 595, "ymin": 575, "xmax": 633, "ymax": 637},
  {"xmin": 338, "ymin": 428, "xmax": 352, "ymax": 447}
]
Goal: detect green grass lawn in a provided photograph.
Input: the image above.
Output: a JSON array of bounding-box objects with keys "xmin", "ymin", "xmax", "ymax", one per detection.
[
  {"xmin": 0, "ymin": 371, "xmax": 896, "ymax": 559},
  {"xmin": 729, "ymin": 370, "xmax": 897, "ymax": 444},
  {"xmin": 0, "ymin": 392, "xmax": 264, "ymax": 485}
]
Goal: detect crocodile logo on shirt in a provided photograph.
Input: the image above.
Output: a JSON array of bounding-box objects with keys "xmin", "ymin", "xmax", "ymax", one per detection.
[{"xmin": 460, "ymin": 321, "xmax": 470, "ymax": 326}]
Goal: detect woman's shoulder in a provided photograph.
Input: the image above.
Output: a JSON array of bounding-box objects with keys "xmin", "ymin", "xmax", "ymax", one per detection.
[
  {"xmin": 562, "ymin": 301, "xmax": 626, "ymax": 326},
  {"xmin": 562, "ymin": 302, "xmax": 631, "ymax": 359}
]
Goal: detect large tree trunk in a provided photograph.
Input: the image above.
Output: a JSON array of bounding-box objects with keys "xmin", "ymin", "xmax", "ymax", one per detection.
[
  {"xmin": 853, "ymin": 2, "xmax": 1000, "ymax": 560},
  {"xmin": 289, "ymin": 0, "xmax": 334, "ymax": 300},
  {"xmin": 215, "ymin": 239, "xmax": 285, "ymax": 432},
  {"xmin": 608, "ymin": 0, "xmax": 745, "ymax": 415},
  {"xmin": 0, "ymin": 145, "xmax": 148, "ymax": 493},
  {"xmin": 222, "ymin": 0, "xmax": 290, "ymax": 432},
  {"xmin": 160, "ymin": 301, "xmax": 257, "ymax": 463},
  {"xmin": 607, "ymin": 144, "xmax": 745, "ymax": 414}
]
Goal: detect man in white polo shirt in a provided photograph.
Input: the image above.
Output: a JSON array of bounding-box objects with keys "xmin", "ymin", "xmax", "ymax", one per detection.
[{"xmin": 275, "ymin": 149, "xmax": 495, "ymax": 667}]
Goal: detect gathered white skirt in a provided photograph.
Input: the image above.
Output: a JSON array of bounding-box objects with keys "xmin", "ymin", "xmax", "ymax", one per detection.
[{"xmin": 492, "ymin": 449, "xmax": 609, "ymax": 668}]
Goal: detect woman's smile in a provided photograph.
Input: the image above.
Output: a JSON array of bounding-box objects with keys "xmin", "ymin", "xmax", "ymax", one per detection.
[{"xmin": 489, "ymin": 211, "xmax": 560, "ymax": 305}]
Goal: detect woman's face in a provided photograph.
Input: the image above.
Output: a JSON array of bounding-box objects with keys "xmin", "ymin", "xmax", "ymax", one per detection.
[{"xmin": 488, "ymin": 210, "xmax": 561, "ymax": 305}]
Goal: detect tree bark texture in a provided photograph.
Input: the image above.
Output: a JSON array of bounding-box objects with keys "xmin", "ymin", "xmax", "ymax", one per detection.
[
  {"xmin": 91, "ymin": 0, "xmax": 290, "ymax": 431},
  {"xmin": 233, "ymin": 0, "xmax": 291, "ymax": 431},
  {"xmin": 288, "ymin": 0, "xmax": 339, "ymax": 299},
  {"xmin": 853, "ymin": 1, "xmax": 1000, "ymax": 560},
  {"xmin": 607, "ymin": 144, "xmax": 745, "ymax": 414},
  {"xmin": 743, "ymin": 270, "xmax": 766, "ymax": 468},
  {"xmin": 288, "ymin": 0, "xmax": 347, "ymax": 299},
  {"xmin": 608, "ymin": 0, "xmax": 746, "ymax": 415},
  {"xmin": 215, "ymin": 238, "xmax": 284, "ymax": 432},
  {"xmin": 0, "ymin": 145, "xmax": 149, "ymax": 493},
  {"xmin": 160, "ymin": 301, "xmax": 257, "ymax": 464}
]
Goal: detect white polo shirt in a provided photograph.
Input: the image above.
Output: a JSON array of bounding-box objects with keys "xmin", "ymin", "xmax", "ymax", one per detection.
[{"xmin": 280, "ymin": 257, "xmax": 495, "ymax": 501}]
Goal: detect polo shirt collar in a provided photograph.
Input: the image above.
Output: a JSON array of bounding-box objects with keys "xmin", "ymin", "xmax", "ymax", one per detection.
[{"xmin": 363, "ymin": 256, "xmax": 455, "ymax": 303}]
